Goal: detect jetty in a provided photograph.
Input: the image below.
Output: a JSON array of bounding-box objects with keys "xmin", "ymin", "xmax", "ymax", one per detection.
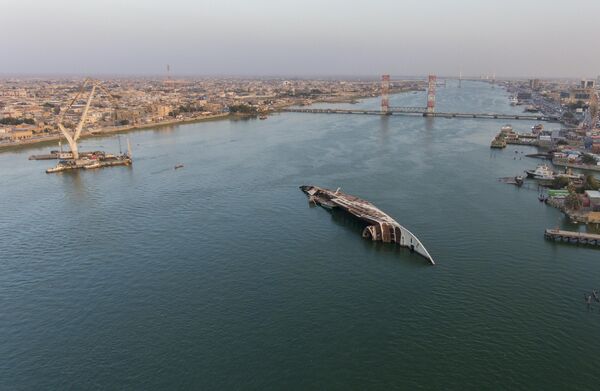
[
  {"xmin": 544, "ymin": 229, "xmax": 600, "ymax": 247},
  {"xmin": 300, "ymin": 185, "xmax": 435, "ymax": 264}
]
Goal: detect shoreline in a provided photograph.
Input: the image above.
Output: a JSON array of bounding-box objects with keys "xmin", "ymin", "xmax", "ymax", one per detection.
[
  {"xmin": 0, "ymin": 113, "xmax": 231, "ymax": 152},
  {"xmin": 0, "ymin": 89, "xmax": 418, "ymax": 153}
]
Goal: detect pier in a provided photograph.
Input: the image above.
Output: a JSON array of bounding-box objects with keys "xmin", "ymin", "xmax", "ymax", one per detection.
[
  {"xmin": 300, "ymin": 185, "xmax": 435, "ymax": 264},
  {"xmin": 544, "ymin": 229, "xmax": 600, "ymax": 247},
  {"xmin": 552, "ymin": 159, "xmax": 600, "ymax": 173},
  {"xmin": 281, "ymin": 108, "xmax": 556, "ymax": 121}
]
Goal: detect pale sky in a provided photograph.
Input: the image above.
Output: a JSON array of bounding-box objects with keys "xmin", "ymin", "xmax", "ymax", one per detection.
[{"xmin": 2, "ymin": 0, "xmax": 599, "ymax": 78}]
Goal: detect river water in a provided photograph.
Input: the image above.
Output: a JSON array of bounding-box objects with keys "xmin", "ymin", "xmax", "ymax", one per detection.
[{"xmin": 1, "ymin": 81, "xmax": 599, "ymax": 390}]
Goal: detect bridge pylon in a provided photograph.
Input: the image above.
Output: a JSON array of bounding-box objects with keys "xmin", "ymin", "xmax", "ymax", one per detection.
[
  {"xmin": 427, "ymin": 75, "xmax": 436, "ymax": 114},
  {"xmin": 381, "ymin": 74, "xmax": 390, "ymax": 114}
]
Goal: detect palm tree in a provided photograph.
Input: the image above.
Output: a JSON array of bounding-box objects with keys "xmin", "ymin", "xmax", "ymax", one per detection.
[{"xmin": 564, "ymin": 183, "xmax": 582, "ymax": 211}]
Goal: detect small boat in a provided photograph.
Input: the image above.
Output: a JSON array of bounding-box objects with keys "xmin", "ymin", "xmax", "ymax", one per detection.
[
  {"xmin": 515, "ymin": 176, "xmax": 524, "ymax": 186},
  {"xmin": 490, "ymin": 135, "xmax": 507, "ymax": 149},
  {"xmin": 509, "ymin": 96, "xmax": 518, "ymax": 106},
  {"xmin": 531, "ymin": 124, "xmax": 543, "ymax": 134},
  {"xmin": 555, "ymin": 168, "xmax": 584, "ymax": 181},
  {"xmin": 174, "ymin": 164, "xmax": 184, "ymax": 169},
  {"xmin": 259, "ymin": 115, "xmax": 268, "ymax": 120},
  {"xmin": 45, "ymin": 160, "xmax": 76, "ymax": 174},
  {"xmin": 524, "ymin": 105, "xmax": 540, "ymax": 113},
  {"xmin": 525, "ymin": 164, "xmax": 555, "ymax": 180},
  {"xmin": 593, "ymin": 290, "xmax": 600, "ymax": 302}
]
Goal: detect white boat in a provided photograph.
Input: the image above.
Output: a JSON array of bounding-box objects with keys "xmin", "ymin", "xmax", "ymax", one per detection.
[
  {"xmin": 46, "ymin": 161, "xmax": 76, "ymax": 173},
  {"xmin": 525, "ymin": 164, "xmax": 555, "ymax": 180},
  {"xmin": 509, "ymin": 96, "xmax": 518, "ymax": 105}
]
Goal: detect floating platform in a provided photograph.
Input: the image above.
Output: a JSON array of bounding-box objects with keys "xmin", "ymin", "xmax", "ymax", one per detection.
[
  {"xmin": 544, "ymin": 229, "xmax": 600, "ymax": 247},
  {"xmin": 46, "ymin": 156, "xmax": 132, "ymax": 173},
  {"xmin": 29, "ymin": 150, "xmax": 100, "ymax": 160},
  {"xmin": 300, "ymin": 185, "xmax": 435, "ymax": 264}
]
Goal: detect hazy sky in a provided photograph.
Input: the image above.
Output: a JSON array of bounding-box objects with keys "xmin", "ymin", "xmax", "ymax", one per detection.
[{"xmin": 2, "ymin": 0, "xmax": 599, "ymax": 77}]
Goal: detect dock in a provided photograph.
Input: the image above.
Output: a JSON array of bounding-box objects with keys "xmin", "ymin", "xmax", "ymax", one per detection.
[
  {"xmin": 300, "ymin": 185, "xmax": 435, "ymax": 264},
  {"xmin": 552, "ymin": 159, "xmax": 600, "ymax": 173},
  {"xmin": 544, "ymin": 229, "xmax": 600, "ymax": 247}
]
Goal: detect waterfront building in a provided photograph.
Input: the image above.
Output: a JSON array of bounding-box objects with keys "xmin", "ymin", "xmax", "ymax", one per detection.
[{"xmin": 9, "ymin": 127, "xmax": 33, "ymax": 141}]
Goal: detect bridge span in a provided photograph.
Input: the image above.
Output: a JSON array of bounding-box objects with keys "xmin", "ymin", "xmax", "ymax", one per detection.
[
  {"xmin": 280, "ymin": 107, "xmax": 558, "ymax": 122},
  {"xmin": 278, "ymin": 74, "xmax": 560, "ymax": 122}
]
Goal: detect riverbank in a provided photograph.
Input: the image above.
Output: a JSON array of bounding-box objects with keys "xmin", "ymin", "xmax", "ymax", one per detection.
[
  {"xmin": 0, "ymin": 87, "xmax": 422, "ymax": 153},
  {"xmin": 0, "ymin": 113, "xmax": 231, "ymax": 152}
]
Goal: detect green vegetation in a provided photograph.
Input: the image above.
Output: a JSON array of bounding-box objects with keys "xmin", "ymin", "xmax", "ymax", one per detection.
[
  {"xmin": 228, "ymin": 104, "xmax": 258, "ymax": 114},
  {"xmin": 0, "ymin": 117, "xmax": 35, "ymax": 125},
  {"xmin": 583, "ymin": 174, "xmax": 600, "ymax": 191},
  {"xmin": 564, "ymin": 183, "xmax": 582, "ymax": 210},
  {"xmin": 168, "ymin": 104, "xmax": 205, "ymax": 117},
  {"xmin": 177, "ymin": 104, "xmax": 203, "ymax": 113},
  {"xmin": 551, "ymin": 176, "xmax": 570, "ymax": 189}
]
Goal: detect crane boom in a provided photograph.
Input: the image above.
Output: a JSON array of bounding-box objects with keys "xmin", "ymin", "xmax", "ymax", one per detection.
[{"xmin": 73, "ymin": 84, "xmax": 97, "ymax": 142}]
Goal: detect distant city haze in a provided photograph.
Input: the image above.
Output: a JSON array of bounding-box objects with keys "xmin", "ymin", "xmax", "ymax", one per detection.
[{"xmin": 2, "ymin": 0, "xmax": 599, "ymax": 78}]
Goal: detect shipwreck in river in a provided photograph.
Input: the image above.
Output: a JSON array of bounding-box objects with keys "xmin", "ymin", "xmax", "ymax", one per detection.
[{"xmin": 300, "ymin": 185, "xmax": 435, "ymax": 265}]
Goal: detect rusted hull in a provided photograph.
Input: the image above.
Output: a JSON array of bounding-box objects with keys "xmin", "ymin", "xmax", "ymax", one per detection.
[{"xmin": 300, "ymin": 185, "xmax": 435, "ymax": 264}]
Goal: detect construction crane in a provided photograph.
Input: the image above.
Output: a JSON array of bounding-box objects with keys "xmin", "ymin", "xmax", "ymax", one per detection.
[{"xmin": 56, "ymin": 79, "xmax": 119, "ymax": 160}]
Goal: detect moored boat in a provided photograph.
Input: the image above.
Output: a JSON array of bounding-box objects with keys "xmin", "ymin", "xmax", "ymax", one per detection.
[
  {"xmin": 490, "ymin": 135, "xmax": 507, "ymax": 149},
  {"xmin": 525, "ymin": 164, "xmax": 555, "ymax": 180}
]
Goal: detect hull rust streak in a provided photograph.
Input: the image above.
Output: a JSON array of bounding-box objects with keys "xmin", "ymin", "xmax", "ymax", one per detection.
[{"xmin": 300, "ymin": 185, "xmax": 435, "ymax": 265}]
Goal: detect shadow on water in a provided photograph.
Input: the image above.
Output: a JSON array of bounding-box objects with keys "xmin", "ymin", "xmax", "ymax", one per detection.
[
  {"xmin": 377, "ymin": 116, "xmax": 390, "ymax": 145},
  {"xmin": 424, "ymin": 116, "xmax": 435, "ymax": 132},
  {"xmin": 328, "ymin": 207, "xmax": 431, "ymax": 268},
  {"xmin": 329, "ymin": 207, "xmax": 368, "ymax": 233},
  {"xmin": 59, "ymin": 170, "xmax": 86, "ymax": 199}
]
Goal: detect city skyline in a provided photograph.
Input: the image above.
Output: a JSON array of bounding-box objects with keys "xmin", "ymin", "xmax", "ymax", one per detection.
[{"xmin": 2, "ymin": 0, "xmax": 599, "ymax": 78}]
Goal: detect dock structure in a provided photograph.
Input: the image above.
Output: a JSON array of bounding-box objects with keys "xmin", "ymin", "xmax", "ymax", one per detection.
[
  {"xmin": 552, "ymin": 159, "xmax": 600, "ymax": 173},
  {"xmin": 281, "ymin": 108, "xmax": 558, "ymax": 122},
  {"xmin": 544, "ymin": 229, "xmax": 600, "ymax": 247},
  {"xmin": 300, "ymin": 185, "xmax": 435, "ymax": 264}
]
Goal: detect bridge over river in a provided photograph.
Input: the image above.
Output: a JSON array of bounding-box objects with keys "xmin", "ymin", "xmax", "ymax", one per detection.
[
  {"xmin": 279, "ymin": 74, "xmax": 560, "ymax": 122},
  {"xmin": 280, "ymin": 107, "xmax": 558, "ymax": 122}
]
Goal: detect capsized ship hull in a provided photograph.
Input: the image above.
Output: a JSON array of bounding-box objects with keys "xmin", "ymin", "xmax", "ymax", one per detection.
[{"xmin": 300, "ymin": 185, "xmax": 435, "ymax": 264}]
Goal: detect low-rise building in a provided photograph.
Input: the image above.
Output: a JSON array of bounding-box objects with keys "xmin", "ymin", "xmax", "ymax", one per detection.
[
  {"xmin": 585, "ymin": 191, "xmax": 600, "ymax": 209},
  {"xmin": 9, "ymin": 128, "xmax": 33, "ymax": 141}
]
